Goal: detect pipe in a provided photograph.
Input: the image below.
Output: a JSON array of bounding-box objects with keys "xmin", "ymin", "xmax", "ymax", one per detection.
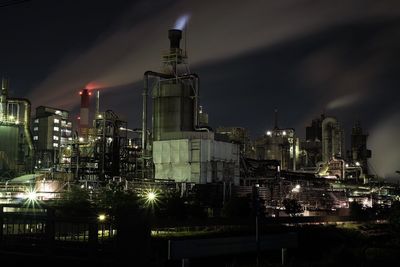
[
  {"xmin": 142, "ymin": 71, "xmax": 174, "ymax": 156},
  {"xmin": 322, "ymin": 117, "xmax": 338, "ymax": 162},
  {"xmin": 7, "ymin": 98, "xmax": 34, "ymax": 158},
  {"xmin": 180, "ymin": 73, "xmax": 200, "ymax": 130}
]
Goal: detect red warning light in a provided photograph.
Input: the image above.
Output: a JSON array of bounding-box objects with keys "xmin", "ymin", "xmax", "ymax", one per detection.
[
  {"xmin": 77, "ymin": 116, "xmax": 80, "ymax": 120},
  {"xmin": 88, "ymin": 92, "xmax": 92, "ymax": 96},
  {"xmin": 79, "ymin": 91, "xmax": 82, "ymax": 95}
]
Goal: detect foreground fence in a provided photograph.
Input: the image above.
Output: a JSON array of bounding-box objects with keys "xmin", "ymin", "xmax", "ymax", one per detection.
[{"xmin": 0, "ymin": 205, "xmax": 116, "ymax": 249}]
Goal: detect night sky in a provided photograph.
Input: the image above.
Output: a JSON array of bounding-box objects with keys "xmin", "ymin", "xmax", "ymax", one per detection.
[{"xmin": 0, "ymin": 0, "xmax": 399, "ymax": 178}]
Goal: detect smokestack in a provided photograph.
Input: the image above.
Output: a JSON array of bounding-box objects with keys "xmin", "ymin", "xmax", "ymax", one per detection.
[
  {"xmin": 168, "ymin": 29, "xmax": 182, "ymax": 49},
  {"xmin": 79, "ymin": 89, "xmax": 90, "ymax": 137},
  {"xmin": 96, "ymin": 90, "xmax": 100, "ymax": 116},
  {"xmin": 0, "ymin": 77, "xmax": 9, "ymax": 120},
  {"xmin": 1, "ymin": 77, "xmax": 9, "ymax": 97},
  {"xmin": 274, "ymin": 108, "xmax": 278, "ymax": 130}
]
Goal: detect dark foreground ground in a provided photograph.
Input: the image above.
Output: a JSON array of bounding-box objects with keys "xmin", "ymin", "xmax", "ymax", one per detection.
[{"xmin": 1, "ymin": 222, "xmax": 400, "ymax": 266}]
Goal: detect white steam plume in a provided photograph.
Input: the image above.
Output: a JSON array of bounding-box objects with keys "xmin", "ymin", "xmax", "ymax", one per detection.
[
  {"xmin": 174, "ymin": 14, "xmax": 191, "ymax": 30},
  {"xmin": 369, "ymin": 113, "xmax": 400, "ymax": 179},
  {"xmin": 326, "ymin": 93, "xmax": 361, "ymax": 110},
  {"xmin": 27, "ymin": 0, "xmax": 400, "ymax": 110}
]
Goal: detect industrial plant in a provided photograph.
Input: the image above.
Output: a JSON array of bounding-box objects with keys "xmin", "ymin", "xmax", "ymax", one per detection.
[{"xmin": 0, "ymin": 28, "xmax": 398, "ymax": 217}]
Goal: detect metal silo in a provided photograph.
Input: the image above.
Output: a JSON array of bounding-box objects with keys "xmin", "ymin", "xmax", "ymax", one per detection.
[
  {"xmin": 143, "ymin": 29, "xmax": 198, "ymax": 144},
  {"xmin": 153, "ymin": 79, "xmax": 195, "ymax": 141}
]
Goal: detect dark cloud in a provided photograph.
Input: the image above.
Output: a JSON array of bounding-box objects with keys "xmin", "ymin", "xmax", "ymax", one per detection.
[{"xmin": 1, "ymin": 0, "xmax": 399, "ymax": 178}]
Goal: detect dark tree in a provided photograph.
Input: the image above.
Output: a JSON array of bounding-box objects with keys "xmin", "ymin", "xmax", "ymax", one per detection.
[
  {"xmin": 56, "ymin": 185, "xmax": 93, "ymax": 217},
  {"xmin": 222, "ymin": 197, "xmax": 251, "ymax": 219},
  {"xmin": 389, "ymin": 201, "xmax": 400, "ymax": 228},
  {"xmin": 349, "ymin": 201, "xmax": 364, "ymax": 219},
  {"xmin": 162, "ymin": 192, "xmax": 188, "ymax": 220},
  {"xmin": 283, "ymin": 198, "xmax": 303, "ymax": 216},
  {"xmin": 187, "ymin": 201, "xmax": 208, "ymax": 220}
]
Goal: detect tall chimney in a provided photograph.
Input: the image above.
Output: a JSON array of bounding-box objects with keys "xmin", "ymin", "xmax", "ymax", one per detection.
[
  {"xmin": 95, "ymin": 90, "xmax": 100, "ymax": 116},
  {"xmin": 168, "ymin": 29, "xmax": 182, "ymax": 49},
  {"xmin": 79, "ymin": 89, "xmax": 90, "ymax": 137},
  {"xmin": 274, "ymin": 108, "xmax": 279, "ymax": 130},
  {"xmin": 1, "ymin": 77, "xmax": 9, "ymax": 97},
  {"xmin": 0, "ymin": 77, "xmax": 9, "ymax": 120}
]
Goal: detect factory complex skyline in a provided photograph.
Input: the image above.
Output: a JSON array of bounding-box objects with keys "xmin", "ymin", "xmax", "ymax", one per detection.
[
  {"xmin": 0, "ymin": 0, "xmax": 399, "ymax": 180},
  {"xmin": 1, "ymin": 2, "xmax": 400, "ymax": 266}
]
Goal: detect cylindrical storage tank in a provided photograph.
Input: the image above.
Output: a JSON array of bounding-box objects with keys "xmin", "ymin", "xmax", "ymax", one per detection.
[
  {"xmin": 153, "ymin": 81, "xmax": 194, "ymax": 140},
  {"xmin": 322, "ymin": 117, "xmax": 338, "ymax": 162}
]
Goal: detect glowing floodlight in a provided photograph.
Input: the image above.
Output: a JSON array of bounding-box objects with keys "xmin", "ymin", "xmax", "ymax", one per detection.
[
  {"xmin": 147, "ymin": 191, "xmax": 157, "ymax": 202},
  {"xmin": 27, "ymin": 190, "xmax": 37, "ymax": 201},
  {"xmin": 98, "ymin": 214, "xmax": 106, "ymax": 221},
  {"xmin": 143, "ymin": 189, "xmax": 160, "ymax": 208}
]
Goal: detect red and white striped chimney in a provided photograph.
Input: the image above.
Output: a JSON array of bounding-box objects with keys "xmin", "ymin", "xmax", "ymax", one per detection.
[{"xmin": 79, "ymin": 89, "xmax": 90, "ymax": 137}]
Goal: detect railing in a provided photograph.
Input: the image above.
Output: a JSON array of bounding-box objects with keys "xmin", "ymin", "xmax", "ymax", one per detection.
[{"xmin": 0, "ymin": 205, "xmax": 116, "ymax": 248}]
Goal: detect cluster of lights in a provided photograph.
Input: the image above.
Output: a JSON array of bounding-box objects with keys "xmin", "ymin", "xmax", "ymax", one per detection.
[
  {"xmin": 344, "ymin": 162, "xmax": 361, "ymax": 168},
  {"xmin": 265, "ymin": 130, "xmax": 288, "ymax": 137},
  {"xmin": 1, "ymin": 115, "xmax": 20, "ymax": 124}
]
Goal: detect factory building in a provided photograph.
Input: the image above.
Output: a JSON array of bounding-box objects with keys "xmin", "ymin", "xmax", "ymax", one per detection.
[
  {"xmin": 216, "ymin": 127, "xmax": 253, "ymax": 157},
  {"xmin": 350, "ymin": 121, "xmax": 371, "ymax": 174},
  {"xmin": 32, "ymin": 106, "xmax": 72, "ymax": 169},
  {"xmin": 301, "ymin": 114, "xmax": 344, "ymax": 167},
  {"xmin": 66, "ymin": 89, "xmax": 135, "ymax": 180},
  {"xmin": 254, "ymin": 110, "xmax": 299, "ymax": 171},
  {"xmin": 0, "ymin": 78, "xmax": 34, "ymax": 176},
  {"xmin": 146, "ymin": 29, "xmax": 240, "ymax": 184}
]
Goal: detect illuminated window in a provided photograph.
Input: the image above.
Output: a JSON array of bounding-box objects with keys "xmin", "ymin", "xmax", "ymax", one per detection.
[
  {"xmin": 34, "ymin": 119, "xmax": 39, "ymax": 123},
  {"xmin": 53, "ymin": 136, "xmax": 59, "ymax": 141},
  {"xmin": 54, "ymin": 118, "xmax": 60, "ymax": 124},
  {"xmin": 33, "ymin": 136, "xmax": 38, "ymax": 140},
  {"xmin": 33, "ymin": 127, "xmax": 38, "ymax": 131},
  {"xmin": 53, "ymin": 143, "xmax": 59, "ymax": 148},
  {"xmin": 55, "ymin": 110, "xmax": 62, "ymax": 115},
  {"xmin": 53, "ymin": 126, "xmax": 59, "ymax": 131}
]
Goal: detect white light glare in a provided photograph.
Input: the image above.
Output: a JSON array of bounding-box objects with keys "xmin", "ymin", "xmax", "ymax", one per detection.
[
  {"xmin": 147, "ymin": 192, "xmax": 156, "ymax": 201},
  {"xmin": 27, "ymin": 191, "xmax": 37, "ymax": 201}
]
